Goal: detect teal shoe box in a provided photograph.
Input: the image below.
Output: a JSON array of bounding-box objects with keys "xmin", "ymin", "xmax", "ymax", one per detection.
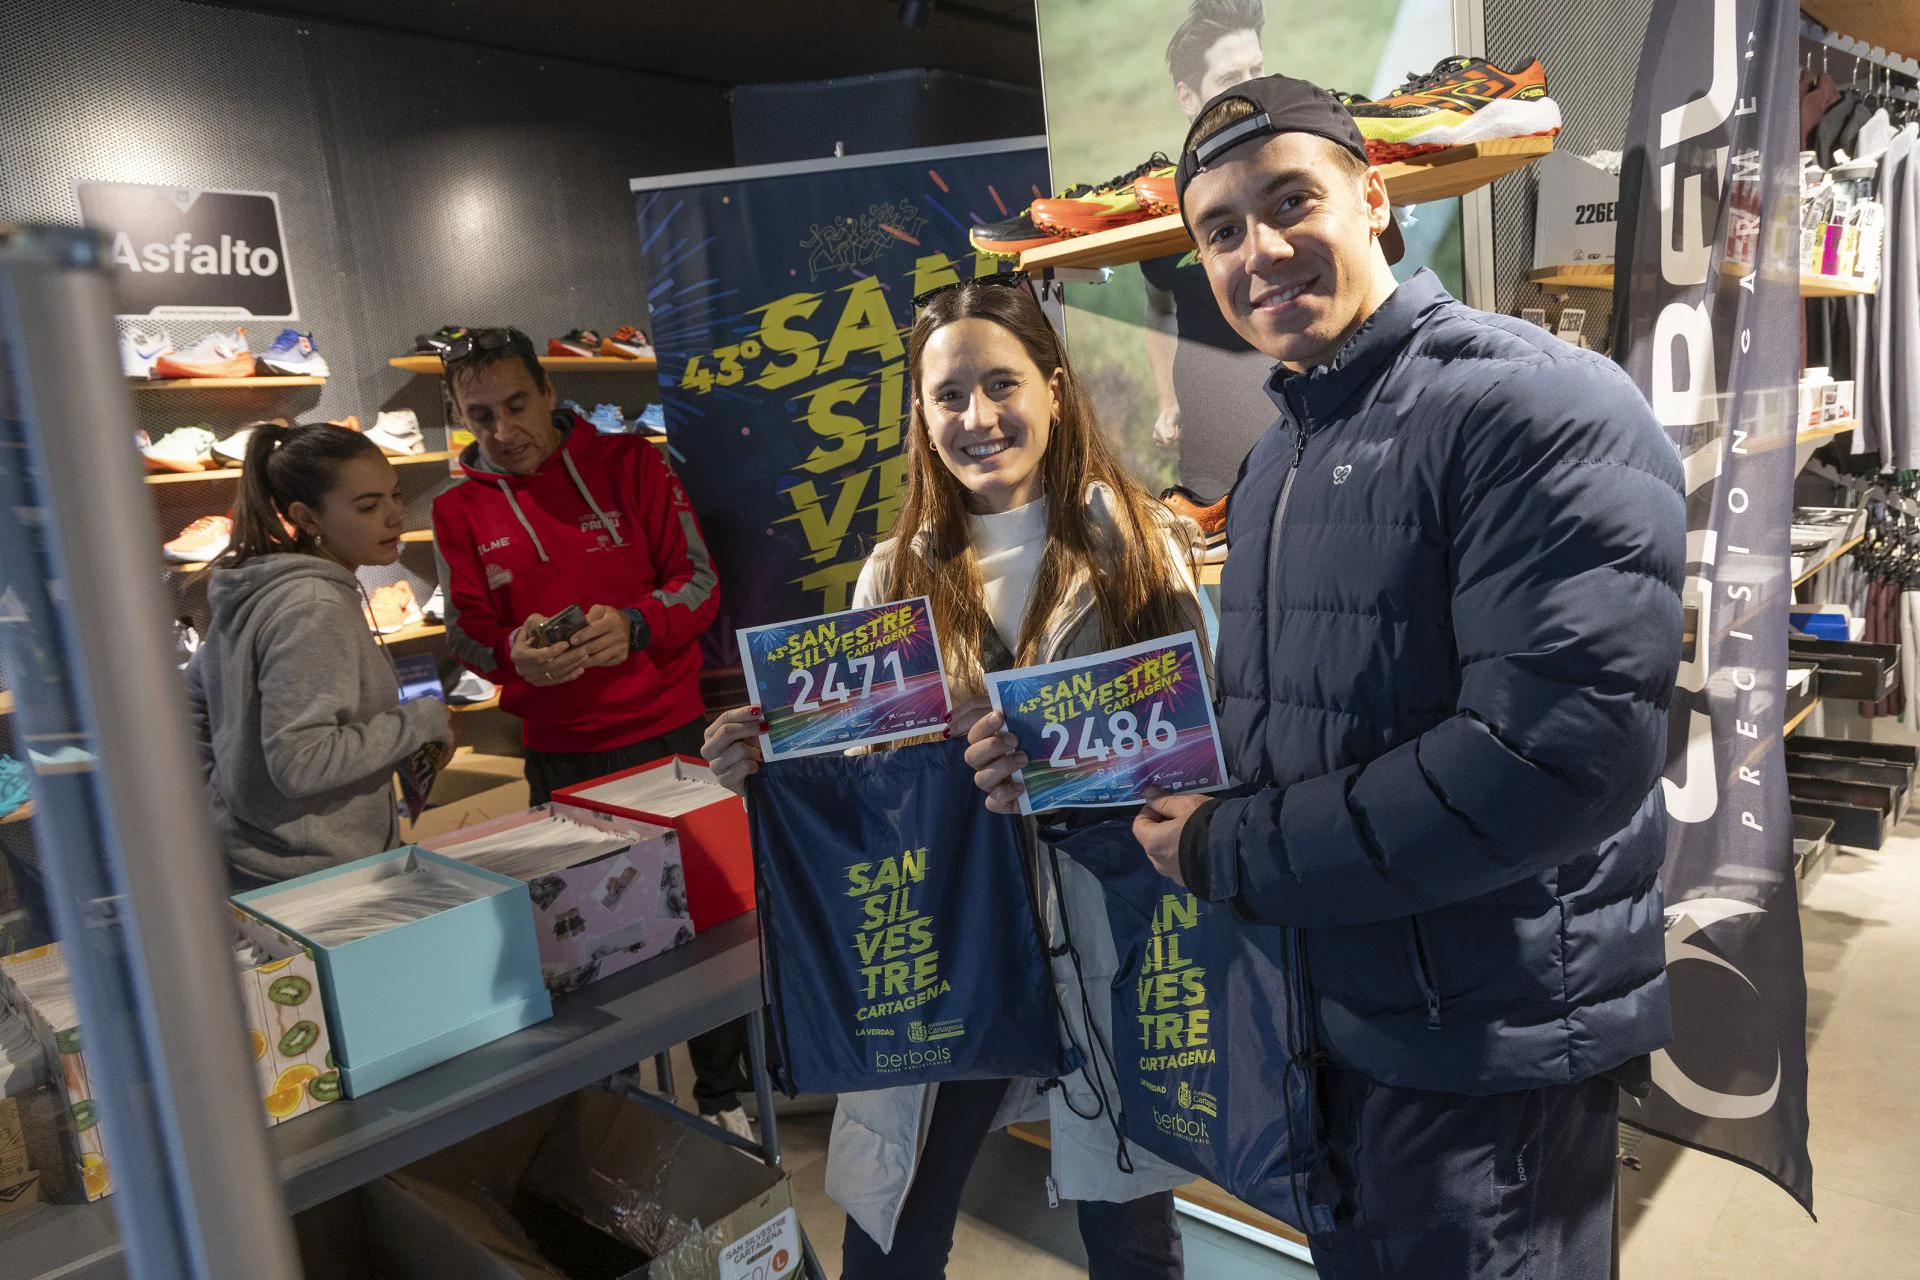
[{"xmin": 234, "ymin": 847, "xmax": 553, "ymax": 1098}]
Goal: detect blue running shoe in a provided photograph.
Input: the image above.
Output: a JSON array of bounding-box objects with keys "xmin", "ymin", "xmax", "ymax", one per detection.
[
  {"xmin": 0, "ymin": 755, "xmax": 27, "ymax": 819},
  {"xmin": 588, "ymin": 403, "xmax": 629, "ymax": 434},
  {"xmin": 259, "ymin": 328, "xmax": 330, "ymax": 377},
  {"xmin": 636, "ymin": 403, "xmax": 667, "ymax": 437}
]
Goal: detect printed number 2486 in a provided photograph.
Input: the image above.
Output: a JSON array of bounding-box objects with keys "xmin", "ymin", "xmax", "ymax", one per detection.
[
  {"xmin": 1040, "ymin": 702, "xmax": 1176, "ymax": 768},
  {"xmin": 789, "ymin": 651, "xmax": 906, "ymax": 714}
]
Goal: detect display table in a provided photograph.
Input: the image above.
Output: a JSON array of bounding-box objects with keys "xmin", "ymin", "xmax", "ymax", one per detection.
[{"xmin": 4, "ymin": 911, "xmax": 765, "ymax": 1280}]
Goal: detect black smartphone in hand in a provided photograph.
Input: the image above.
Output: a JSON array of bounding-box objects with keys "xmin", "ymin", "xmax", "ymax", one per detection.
[{"xmin": 536, "ymin": 604, "xmax": 588, "ymax": 647}]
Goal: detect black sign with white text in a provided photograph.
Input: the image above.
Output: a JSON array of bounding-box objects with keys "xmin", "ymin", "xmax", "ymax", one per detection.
[{"xmin": 76, "ymin": 182, "xmax": 297, "ymax": 319}]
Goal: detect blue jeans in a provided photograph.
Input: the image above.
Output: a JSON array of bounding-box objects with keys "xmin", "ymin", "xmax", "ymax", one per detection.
[
  {"xmin": 1309, "ymin": 1068, "xmax": 1620, "ymax": 1280},
  {"xmin": 840, "ymin": 1077, "xmax": 1183, "ymax": 1280}
]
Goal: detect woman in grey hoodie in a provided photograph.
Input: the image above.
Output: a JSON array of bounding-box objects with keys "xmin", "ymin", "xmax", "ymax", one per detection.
[{"xmin": 187, "ymin": 422, "xmax": 452, "ymax": 887}]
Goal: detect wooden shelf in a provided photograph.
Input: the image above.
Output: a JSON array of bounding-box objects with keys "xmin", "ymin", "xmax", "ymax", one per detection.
[
  {"xmin": 1531, "ymin": 265, "xmax": 1879, "ymax": 298},
  {"xmin": 399, "ymin": 530, "xmax": 434, "ymax": 543},
  {"xmin": 145, "ymin": 450, "xmax": 455, "ymax": 486},
  {"xmin": 0, "ymin": 801, "xmax": 32, "ymax": 828},
  {"xmin": 132, "ymin": 375, "xmax": 326, "ymax": 391},
  {"xmin": 1804, "ymin": 4, "xmax": 1920, "ymax": 67},
  {"xmin": 1794, "ymin": 533, "xmax": 1865, "ymax": 589},
  {"xmin": 451, "ymin": 693, "xmax": 500, "ymax": 713},
  {"xmin": 1018, "ymin": 137, "xmax": 1555, "ymax": 274},
  {"xmin": 0, "ymin": 690, "xmax": 12, "ymax": 717},
  {"xmin": 1784, "ymin": 698, "xmax": 1821, "ymax": 738},
  {"xmin": 389, "ymin": 355, "xmax": 657, "ymax": 375},
  {"xmin": 1798, "ymin": 418, "xmax": 1859, "ymax": 447},
  {"xmin": 382, "ymin": 622, "xmax": 445, "ymax": 644},
  {"xmin": 1199, "ymin": 562, "xmax": 1223, "ymax": 587}
]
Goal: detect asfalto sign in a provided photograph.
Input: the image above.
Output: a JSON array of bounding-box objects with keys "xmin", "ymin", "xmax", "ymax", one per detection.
[{"xmin": 75, "ymin": 181, "xmax": 298, "ymax": 320}]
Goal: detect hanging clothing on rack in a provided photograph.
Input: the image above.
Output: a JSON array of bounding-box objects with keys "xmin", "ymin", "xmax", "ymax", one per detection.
[
  {"xmin": 1878, "ymin": 127, "xmax": 1919, "ymax": 470},
  {"xmin": 1804, "ymin": 70, "xmax": 1843, "ymax": 149}
]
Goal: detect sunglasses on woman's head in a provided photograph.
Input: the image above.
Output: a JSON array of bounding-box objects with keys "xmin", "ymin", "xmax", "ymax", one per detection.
[{"xmin": 911, "ymin": 270, "xmax": 1038, "ymax": 312}]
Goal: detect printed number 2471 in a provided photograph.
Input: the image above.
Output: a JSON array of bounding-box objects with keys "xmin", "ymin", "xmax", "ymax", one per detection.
[
  {"xmin": 1040, "ymin": 702, "xmax": 1176, "ymax": 768},
  {"xmin": 789, "ymin": 651, "xmax": 906, "ymax": 714}
]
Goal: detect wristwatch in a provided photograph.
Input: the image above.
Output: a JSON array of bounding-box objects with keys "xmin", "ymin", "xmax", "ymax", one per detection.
[{"xmin": 620, "ymin": 607, "xmax": 652, "ymax": 654}]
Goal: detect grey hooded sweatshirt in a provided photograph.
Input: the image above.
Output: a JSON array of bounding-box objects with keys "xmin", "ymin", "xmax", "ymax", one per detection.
[{"xmin": 186, "ymin": 554, "xmax": 445, "ymax": 881}]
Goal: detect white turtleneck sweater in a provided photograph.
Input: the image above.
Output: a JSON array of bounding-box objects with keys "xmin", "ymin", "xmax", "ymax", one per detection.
[{"xmin": 966, "ymin": 497, "xmax": 1049, "ymax": 653}]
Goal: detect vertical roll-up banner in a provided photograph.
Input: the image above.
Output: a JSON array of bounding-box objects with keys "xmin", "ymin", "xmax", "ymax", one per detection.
[
  {"xmin": 1611, "ymin": 0, "xmax": 1812, "ymax": 1213},
  {"xmin": 630, "ymin": 140, "xmax": 1048, "ymax": 656}
]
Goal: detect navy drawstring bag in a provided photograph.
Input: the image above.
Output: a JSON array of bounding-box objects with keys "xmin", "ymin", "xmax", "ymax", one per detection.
[
  {"xmin": 748, "ymin": 738, "xmax": 1078, "ymax": 1094},
  {"xmin": 1046, "ymin": 817, "xmax": 1334, "ymax": 1234}
]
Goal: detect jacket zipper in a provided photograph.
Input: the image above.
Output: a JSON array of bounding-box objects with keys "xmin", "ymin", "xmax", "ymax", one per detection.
[
  {"xmin": 1257, "ymin": 424, "xmax": 1310, "ymax": 787},
  {"xmin": 1408, "ymin": 914, "xmax": 1443, "ymax": 1030}
]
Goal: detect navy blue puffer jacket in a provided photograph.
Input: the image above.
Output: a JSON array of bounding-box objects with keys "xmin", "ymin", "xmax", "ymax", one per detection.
[{"xmin": 1181, "ymin": 270, "xmax": 1684, "ymax": 1096}]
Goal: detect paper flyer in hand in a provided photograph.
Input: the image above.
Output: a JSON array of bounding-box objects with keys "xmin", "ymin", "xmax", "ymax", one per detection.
[
  {"xmin": 738, "ymin": 596, "xmax": 952, "ymax": 761},
  {"xmin": 985, "ymin": 631, "xmax": 1227, "ymax": 815}
]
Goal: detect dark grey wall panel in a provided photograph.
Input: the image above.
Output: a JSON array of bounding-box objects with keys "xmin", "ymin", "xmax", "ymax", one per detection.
[
  {"xmin": 1484, "ymin": 0, "xmax": 1655, "ymax": 351},
  {"xmin": 730, "ymin": 69, "xmax": 1045, "ymax": 165}
]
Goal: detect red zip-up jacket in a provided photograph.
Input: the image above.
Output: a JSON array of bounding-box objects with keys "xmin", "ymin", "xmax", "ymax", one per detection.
[{"xmin": 432, "ymin": 414, "xmax": 719, "ymax": 753}]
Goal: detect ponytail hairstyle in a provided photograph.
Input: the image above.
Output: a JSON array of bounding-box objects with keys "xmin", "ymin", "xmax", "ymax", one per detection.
[
  {"xmin": 226, "ymin": 421, "xmax": 384, "ymax": 566},
  {"xmin": 886, "ymin": 282, "xmax": 1201, "ymax": 699}
]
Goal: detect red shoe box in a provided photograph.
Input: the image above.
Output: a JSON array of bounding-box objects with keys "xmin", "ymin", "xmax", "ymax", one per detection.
[{"xmin": 553, "ymin": 756, "xmax": 753, "ymax": 931}]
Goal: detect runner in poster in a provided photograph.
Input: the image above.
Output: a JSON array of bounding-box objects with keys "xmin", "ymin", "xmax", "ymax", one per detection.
[
  {"xmin": 985, "ymin": 631, "xmax": 1226, "ymax": 813},
  {"xmin": 738, "ymin": 597, "xmax": 952, "ymax": 761}
]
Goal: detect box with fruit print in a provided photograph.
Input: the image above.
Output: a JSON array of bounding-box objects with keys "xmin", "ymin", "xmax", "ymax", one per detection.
[
  {"xmin": 230, "ymin": 904, "xmax": 341, "ymax": 1125},
  {"xmin": 0, "ymin": 944, "xmax": 113, "ymax": 1202}
]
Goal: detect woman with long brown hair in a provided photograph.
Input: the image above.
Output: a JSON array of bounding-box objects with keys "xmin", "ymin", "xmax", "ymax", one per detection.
[
  {"xmin": 187, "ymin": 422, "xmax": 452, "ymax": 889},
  {"xmin": 704, "ymin": 276, "xmax": 1203, "ymax": 1279}
]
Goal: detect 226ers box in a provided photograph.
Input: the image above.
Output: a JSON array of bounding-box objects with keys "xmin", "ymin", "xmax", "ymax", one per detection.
[{"xmin": 555, "ymin": 757, "xmax": 752, "ymax": 930}]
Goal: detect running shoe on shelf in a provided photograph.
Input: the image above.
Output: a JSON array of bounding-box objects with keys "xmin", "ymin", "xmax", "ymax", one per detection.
[
  {"xmin": 328, "ymin": 415, "xmax": 362, "ymax": 433},
  {"xmin": 971, "ymin": 208, "xmax": 1065, "ymax": 259},
  {"xmin": 1161, "ymin": 486, "xmax": 1227, "ymax": 546},
  {"xmin": 1345, "ymin": 56, "xmax": 1561, "ymax": 164},
  {"xmin": 119, "ymin": 326, "xmax": 171, "ymax": 379},
  {"xmin": 164, "ymin": 515, "xmax": 232, "ymax": 565},
  {"xmin": 447, "ymin": 670, "xmax": 497, "ymax": 706},
  {"xmin": 548, "ymin": 329, "xmax": 601, "ymax": 358},
  {"xmin": 213, "ymin": 426, "xmax": 256, "ymax": 467},
  {"xmin": 1031, "ymin": 154, "xmax": 1174, "ymax": 239},
  {"xmin": 635, "ymin": 403, "xmax": 667, "ymax": 437},
  {"xmin": 599, "ymin": 326, "xmax": 655, "ymax": 359},
  {"xmin": 414, "ymin": 326, "xmax": 469, "ymax": 355},
  {"xmin": 152, "ymin": 329, "xmax": 254, "ymax": 380},
  {"xmin": 365, "ymin": 581, "xmax": 423, "ymax": 635},
  {"xmin": 365, "ymin": 409, "xmax": 425, "ymax": 456},
  {"xmin": 422, "ymin": 585, "xmax": 445, "ymax": 623},
  {"xmin": 142, "ymin": 424, "xmax": 218, "ymax": 473},
  {"xmin": 587, "ymin": 403, "xmax": 629, "ymax": 434},
  {"xmin": 258, "ymin": 328, "xmax": 330, "ymax": 377}
]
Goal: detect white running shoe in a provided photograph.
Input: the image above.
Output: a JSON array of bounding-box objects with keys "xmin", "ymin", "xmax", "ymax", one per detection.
[
  {"xmin": 447, "ymin": 670, "xmax": 497, "ymax": 706},
  {"xmin": 213, "ymin": 427, "xmax": 255, "ymax": 467},
  {"xmin": 422, "ymin": 585, "xmax": 445, "ymax": 622},
  {"xmin": 142, "ymin": 425, "xmax": 217, "ymax": 473},
  {"xmin": 119, "ymin": 327, "xmax": 171, "ymax": 379},
  {"xmin": 365, "ymin": 409, "xmax": 425, "ymax": 456}
]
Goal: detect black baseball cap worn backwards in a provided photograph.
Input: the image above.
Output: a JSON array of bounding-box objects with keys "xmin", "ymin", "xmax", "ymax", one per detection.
[{"xmin": 1176, "ymin": 73, "xmax": 1404, "ymax": 265}]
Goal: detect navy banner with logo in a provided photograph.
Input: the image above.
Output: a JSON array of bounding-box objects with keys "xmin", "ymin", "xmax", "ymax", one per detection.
[
  {"xmin": 1611, "ymin": 0, "xmax": 1812, "ymax": 1212},
  {"xmin": 630, "ymin": 140, "xmax": 1048, "ymax": 658}
]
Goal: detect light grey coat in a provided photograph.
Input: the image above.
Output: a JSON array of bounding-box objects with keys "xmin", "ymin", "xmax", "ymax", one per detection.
[
  {"xmin": 826, "ymin": 485, "xmax": 1205, "ymax": 1251},
  {"xmin": 186, "ymin": 554, "xmax": 444, "ymax": 881}
]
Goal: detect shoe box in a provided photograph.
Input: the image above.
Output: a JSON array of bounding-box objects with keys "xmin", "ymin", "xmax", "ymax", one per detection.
[
  {"xmin": 417, "ymin": 805, "xmax": 696, "ymax": 995},
  {"xmin": 234, "ymin": 848, "xmax": 551, "ymax": 1097},
  {"xmin": 293, "ymin": 1086, "xmax": 799, "ymax": 1280},
  {"xmin": 554, "ymin": 757, "xmax": 753, "ymax": 932},
  {"xmin": 1787, "ymin": 735, "xmax": 1919, "ymax": 852},
  {"xmin": 1793, "ymin": 812, "xmax": 1837, "ymax": 889},
  {"xmin": 400, "ymin": 752, "xmax": 530, "ymax": 844},
  {"xmin": 1788, "ymin": 637, "xmax": 1901, "ymax": 702}
]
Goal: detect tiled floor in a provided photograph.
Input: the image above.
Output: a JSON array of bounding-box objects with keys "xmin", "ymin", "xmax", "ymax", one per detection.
[{"xmin": 709, "ymin": 828, "xmax": 1920, "ymax": 1279}]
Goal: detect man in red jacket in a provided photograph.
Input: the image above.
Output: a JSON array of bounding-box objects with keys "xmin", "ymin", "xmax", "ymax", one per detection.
[
  {"xmin": 433, "ymin": 329, "xmax": 754, "ymax": 1138},
  {"xmin": 432, "ymin": 327, "xmax": 718, "ymax": 801}
]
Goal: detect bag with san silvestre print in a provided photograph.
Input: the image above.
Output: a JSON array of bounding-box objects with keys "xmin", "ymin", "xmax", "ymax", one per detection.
[
  {"xmin": 1048, "ymin": 817, "xmax": 1333, "ymax": 1234},
  {"xmin": 748, "ymin": 738, "xmax": 1077, "ymax": 1094}
]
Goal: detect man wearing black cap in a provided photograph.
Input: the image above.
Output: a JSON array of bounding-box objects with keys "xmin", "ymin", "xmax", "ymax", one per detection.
[{"xmin": 1131, "ymin": 76, "xmax": 1686, "ymax": 1276}]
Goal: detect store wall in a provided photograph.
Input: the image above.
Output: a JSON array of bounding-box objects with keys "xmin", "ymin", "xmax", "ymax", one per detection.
[
  {"xmin": 0, "ymin": 0, "xmax": 735, "ymax": 429},
  {"xmin": 1484, "ymin": 0, "xmax": 1657, "ymax": 350},
  {"xmin": 729, "ymin": 69, "xmax": 1047, "ymax": 165}
]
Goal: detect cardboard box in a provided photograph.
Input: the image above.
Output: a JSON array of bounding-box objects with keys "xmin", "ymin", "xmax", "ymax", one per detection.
[
  {"xmin": 556, "ymin": 758, "xmax": 753, "ymax": 931},
  {"xmin": 0, "ymin": 1095, "xmax": 42, "ymax": 1217},
  {"xmin": 230, "ymin": 904, "xmax": 342, "ymax": 1125},
  {"xmin": 235, "ymin": 848, "xmax": 553, "ymax": 1097},
  {"xmin": 402, "ymin": 752, "xmax": 531, "ymax": 844},
  {"xmin": 1532, "ymin": 150, "xmax": 1622, "ymax": 271},
  {"xmin": 387, "ymin": 1087, "xmax": 800, "ymax": 1280},
  {"xmin": 419, "ymin": 806, "xmax": 696, "ymax": 994},
  {"xmin": 0, "ymin": 945, "xmax": 112, "ymax": 1201}
]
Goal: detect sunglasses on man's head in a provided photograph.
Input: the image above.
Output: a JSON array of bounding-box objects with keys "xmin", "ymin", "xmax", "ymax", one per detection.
[
  {"xmin": 440, "ymin": 327, "xmax": 537, "ymax": 365},
  {"xmin": 911, "ymin": 270, "xmax": 1038, "ymax": 312}
]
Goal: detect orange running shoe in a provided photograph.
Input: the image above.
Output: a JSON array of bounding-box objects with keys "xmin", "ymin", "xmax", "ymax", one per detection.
[
  {"xmin": 599, "ymin": 326, "xmax": 655, "ymax": 359},
  {"xmin": 549, "ymin": 329, "xmax": 600, "ymax": 358},
  {"xmin": 1031, "ymin": 154, "xmax": 1173, "ymax": 238},
  {"xmin": 1133, "ymin": 172, "xmax": 1178, "ymax": 217},
  {"xmin": 364, "ymin": 582, "xmax": 423, "ymax": 635},
  {"xmin": 1161, "ymin": 486, "xmax": 1227, "ymax": 542},
  {"xmin": 152, "ymin": 329, "xmax": 254, "ymax": 379},
  {"xmin": 1346, "ymin": 56, "xmax": 1561, "ymax": 163},
  {"xmin": 971, "ymin": 209, "xmax": 1066, "ymax": 259},
  {"xmin": 163, "ymin": 515, "xmax": 232, "ymax": 564}
]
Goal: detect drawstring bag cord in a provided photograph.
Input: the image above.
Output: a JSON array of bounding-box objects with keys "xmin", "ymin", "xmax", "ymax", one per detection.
[{"xmin": 1037, "ymin": 838, "xmax": 1135, "ymax": 1175}]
